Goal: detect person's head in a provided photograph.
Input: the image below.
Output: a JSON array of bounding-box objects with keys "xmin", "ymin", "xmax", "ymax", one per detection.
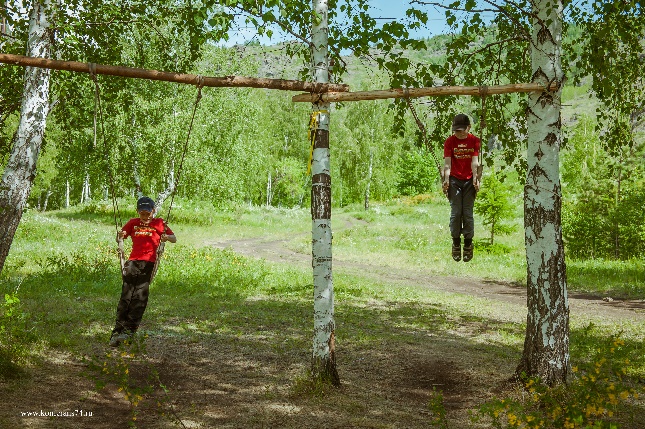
[
  {"xmin": 452, "ymin": 113, "xmax": 471, "ymax": 138},
  {"xmin": 137, "ymin": 196, "xmax": 156, "ymax": 222}
]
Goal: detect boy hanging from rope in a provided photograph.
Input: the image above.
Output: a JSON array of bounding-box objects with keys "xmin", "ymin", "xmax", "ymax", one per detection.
[
  {"xmin": 109, "ymin": 196, "xmax": 176, "ymax": 347},
  {"xmin": 442, "ymin": 114, "xmax": 481, "ymax": 262}
]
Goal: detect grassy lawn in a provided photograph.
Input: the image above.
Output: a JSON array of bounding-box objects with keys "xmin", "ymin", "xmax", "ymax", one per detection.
[{"xmin": 1, "ymin": 199, "xmax": 643, "ymax": 428}]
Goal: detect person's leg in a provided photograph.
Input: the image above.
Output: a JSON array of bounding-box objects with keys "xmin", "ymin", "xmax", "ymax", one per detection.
[
  {"xmin": 461, "ymin": 179, "xmax": 476, "ymax": 262},
  {"xmin": 112, "ymin": 260, "xmax": 136, "ymax": 336},
  {"xmin": 448, "ymin": 177, "xmax": 465, "ymax": 261},
  {"xmin": 123, "ymin": 261, "xmax": 153, "ymax": 333}
]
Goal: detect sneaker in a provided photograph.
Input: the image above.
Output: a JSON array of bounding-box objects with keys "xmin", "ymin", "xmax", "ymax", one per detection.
[
  {"xmin": 452, "ymin": 244, "xmax": 461, "ymax": 262},
  {"xmin": 109, "ymin": 332, "xmax": 129, "ymax": 347},
  {"xmin": 463, "ymin": 244, "xmax": 474, "ymax": 262}
]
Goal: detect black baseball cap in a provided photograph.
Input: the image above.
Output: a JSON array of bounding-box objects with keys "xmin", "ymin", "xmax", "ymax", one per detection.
[
  {"xmin": 137, "ymin": 196, "xmax": 155, "ymax": 212},
  {"xmin": 452, "ymin": 113, "xmax": 471, "ymax": 131}
]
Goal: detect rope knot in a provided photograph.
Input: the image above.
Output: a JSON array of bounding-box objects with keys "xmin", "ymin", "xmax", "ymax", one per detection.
[
  {"xmin": 88, "ymin": 62, "xmax": 97, "ymax": 81},
  {"xmin": 195, "ymin": 75, "xmax": 205, "ymax": 101}
]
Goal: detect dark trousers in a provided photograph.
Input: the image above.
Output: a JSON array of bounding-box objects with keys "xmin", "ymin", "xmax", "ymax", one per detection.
[
  {"xmin": 112, "ymin": 260, "xmax": 154, "ymax": 335},
  {"xmin": 448, "ymin": 176, "xmax": 476, "ymax": 242}
]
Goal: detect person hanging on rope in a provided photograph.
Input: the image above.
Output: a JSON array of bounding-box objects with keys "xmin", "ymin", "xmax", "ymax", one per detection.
[
  {"xmin": 109, "ymin": 196, "xmax": 176, "ymax": 347},
  {"xmin": 442, "ymin": 113, "xmax": 481, "ymax": 263}
]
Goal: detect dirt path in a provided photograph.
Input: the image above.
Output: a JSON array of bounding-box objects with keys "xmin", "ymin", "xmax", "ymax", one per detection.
[{"xmin": 208, "ymin": 234, "xmax": 645, "ymax": 323}]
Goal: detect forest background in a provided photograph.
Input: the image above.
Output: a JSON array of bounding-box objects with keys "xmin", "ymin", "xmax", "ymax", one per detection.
[{"xmin": 2, "ymin": 30, "xmax": 644, "ymax": 262}]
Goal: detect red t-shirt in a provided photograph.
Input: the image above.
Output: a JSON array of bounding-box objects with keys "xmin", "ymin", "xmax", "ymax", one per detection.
[
  {"xmin": 443, "ymin": 133, "xmax": 480, "ymax": 181},
  {"xmin": 121, "ymin": 218, "xmax": 174, "ymax": 262}
]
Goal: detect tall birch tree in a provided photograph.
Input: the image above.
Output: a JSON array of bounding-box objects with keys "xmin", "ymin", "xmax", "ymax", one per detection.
[
  {"xmin": 0, "ymin": 0, "xmax": 53, "ymax": 273},
  {"xmin": 515, "ymin": 0, "xmax": 569, "ymax": 384},
  {"xmin": 310, "ymin": 0, "xmax": 338, "ymax": 386}
]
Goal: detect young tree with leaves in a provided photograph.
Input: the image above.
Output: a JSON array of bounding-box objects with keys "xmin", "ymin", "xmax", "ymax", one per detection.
[{"xmin": 474, "ymin": 171, "xmax": 516, "ymax": 245}]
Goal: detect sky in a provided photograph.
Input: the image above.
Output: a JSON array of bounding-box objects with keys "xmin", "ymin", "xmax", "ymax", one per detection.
[
  {"xmin": 224, "ymin": 1, "xmax": 454, "ymax": 47},
  {"xmin": 366, "ymin": 1, "xmax": 451, "ymax": 38}
]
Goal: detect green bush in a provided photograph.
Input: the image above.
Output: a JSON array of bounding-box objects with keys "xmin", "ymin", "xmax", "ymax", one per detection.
[
  {"xmin": 475, "ymin": 335, "xmax": 642, "ymax": 429},
  {"xmin": 0, "ymin": 293, "xmax": 36, "ymax": 378},
  {"xmin": 475, "ymin": 171, "xmax": 517, "ymax": 245},
  {"xmin": 270, "ymin": 157, "xmax": 306, "ymax": 208},
  {"xmin": 396, "ymin": 150, "xmax": 438, "ymax": 196}
]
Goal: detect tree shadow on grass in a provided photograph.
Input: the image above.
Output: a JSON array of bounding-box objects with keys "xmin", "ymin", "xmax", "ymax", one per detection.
[{"xmin": 3, "ymin": 246, "xmax": 644, "ymax": 428}]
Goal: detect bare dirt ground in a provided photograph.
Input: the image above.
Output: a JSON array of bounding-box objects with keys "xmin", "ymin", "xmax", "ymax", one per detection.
[
  {"xmin": 2, "ymin": 231, "xmax": 644, "ymax": 429},
  {"xmin": 208, "ymin": 234, "xmax": 645, "ymax": 321}
]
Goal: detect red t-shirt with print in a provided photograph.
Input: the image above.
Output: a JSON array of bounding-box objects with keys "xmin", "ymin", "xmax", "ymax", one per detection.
[
  {"xmin": 443, "ymin": 133, "xmax": 480, "ymax": 181},
  {"xmin": 121, "ymin": 218, "xmax": 173, "ymax": 263}
]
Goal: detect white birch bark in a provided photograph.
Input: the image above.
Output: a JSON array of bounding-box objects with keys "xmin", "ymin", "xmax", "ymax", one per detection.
[
  {"xmin": 310, "ymin": 0, "xmax": 338, "ymax": 385},
  {"xmin": 364, "ymin": 149, "xmax": 373, "ymax": 211},
  {"xmin": 156, "ymin": 161, "xmax": 175, "ymax": 212},
  {"xmin": 0, "ymin": 0, "xmax": 52, "ymax": 273},
  {"xmin": 516, "ymin": 0, "xmax": 570, "ymax": 384}
]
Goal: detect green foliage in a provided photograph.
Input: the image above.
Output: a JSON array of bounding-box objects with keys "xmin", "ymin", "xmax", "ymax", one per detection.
[
  {"xmin": 475, "ymin": 171, "xmax": 517, "ymax": 245},
  {"xmin": 562, "ymin": 116, "xmax": 645, "ymax": 260},
  {"xmin": 0, "ymin": 292, "xmax": 36, "ymax": 379},
  {"xmin": 476, "ymin": 335, "xmax": 643, "ymax": 429},
  {"xmin": 269, "ymin": 157, "xmax": 306, "ymax": 208},
  {"xmin": 38, "ymin": 248, "xmax": 115, "ymax": 283},
  {"xmin": 427, "ymin": 388, "xmax": 449, "ymax": 429},
  {"xmin": 396, "ymin": 150, "xmax": 438, "ymax": 196}
]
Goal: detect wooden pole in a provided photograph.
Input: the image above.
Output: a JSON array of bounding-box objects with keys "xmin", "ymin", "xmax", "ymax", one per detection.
[
  {"xmin": 0, "ymin": 53, "xmax": 350, "ymax": 93},
  {"xmin": 292, "ymin": 82, "xmax": 558, "ymax": 102}
]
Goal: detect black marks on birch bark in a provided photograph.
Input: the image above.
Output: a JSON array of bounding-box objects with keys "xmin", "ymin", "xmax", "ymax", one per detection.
[
  {"xmin": 312, "ymin": 173, "xmax": 331, "ymax": 220},
  {"xmin": 531, "ymin": 67, "xmax": 549, "ymax": 84},
  {"xmin": 312, "ymin": 129, "xmax": 329, "ymax": 149},
  {"xmin": 526, "ymin": 107, "xmax": 541, "ymax": 121},
  {"xmin": 312, "ymin": 327, "xmax": 340, "ymax": 387},
  {"xmin": 537, "ymin": 25, "xmax": 555, "ymax": 45},
  {"xmin": 535, "ymin": 147, "xmax": 544, "ymax": 161},
  {"xmin": 311, "ymin": 127, "xmax": 331, "ymax": 220},
  {"xmin": 524, "ymin": 182, "xmax": 561, "ymax": 242},
  {"xmin": 517, "ymin": 240, "xmax": 569, "ymax": 385},
  {"xmin": 545, "ymin": 132, "xmax": 557, "ymax": 146}
]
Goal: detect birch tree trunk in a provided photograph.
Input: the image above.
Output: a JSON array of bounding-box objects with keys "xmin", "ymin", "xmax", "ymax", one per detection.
[
  {"xmin": 155, "ymin": 162, "xmax": 175, "ymax": 213},
  {"xmin": 0, "ymin": 0, "xmax": 52, "ymax": 273},
  {"xmin": 310, "ymin": 0, "xmax": 339, "ymax": 386},
  {"xmin": 516, "ymin": 0, "xmax": 570, "ymax": 385},
  {"xmin": 364, "ymin": 149, "xmax": 373, "ymax": 211}
]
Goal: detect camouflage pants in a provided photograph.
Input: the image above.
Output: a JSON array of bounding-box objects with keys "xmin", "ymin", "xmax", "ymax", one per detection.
[
  {"xmin": 112, "ymin": 260, "xmax": 154, "ymax": 335},
  {"xmin": 448, "ymin": 176, "xmax": 477, "ymax": 242}
]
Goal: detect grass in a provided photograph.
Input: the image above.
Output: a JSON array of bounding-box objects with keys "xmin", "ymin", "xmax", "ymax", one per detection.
[{"xmin": 1, "ymin": 197, "xmax": 644, "ymax": 428}]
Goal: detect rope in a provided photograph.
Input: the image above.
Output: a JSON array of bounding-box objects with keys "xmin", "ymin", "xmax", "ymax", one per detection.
[
  {"xmin": 150, "ymin": 78, "xmax": 204, "ymax": 284},
  {"xmin": 477, "ymin": 85, "xmax": 488, "ymax": 184},
  {"xmin": 164, "ymin": 76, "xmax": 204, "ymax": 224},
  {"xmin": 404, "ymin": 94, "xmax": 443, "ymax": 179},
  {"xmin": 307, "ymin": 110, "xmax": 328, "ymax": 176},
  {"xmin": 90, "ymin": 66, "xmax": 125, "ymax": 276}
]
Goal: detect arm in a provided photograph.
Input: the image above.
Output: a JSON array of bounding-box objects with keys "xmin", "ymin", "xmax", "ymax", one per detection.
[
  {"xmin": 442, "ymin": 156, "xmax": 452, "ymax": 192},
  {"xmin": 161, "ymin": 233, "xmax": 176, "ymax": 243},
  {"xmin": 116, "ymin": 221, "xmax": 131, "ymax": 242},
  {"xmin": 471, "ymin": 156, "xmax": 480, "ymax": 191}
]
